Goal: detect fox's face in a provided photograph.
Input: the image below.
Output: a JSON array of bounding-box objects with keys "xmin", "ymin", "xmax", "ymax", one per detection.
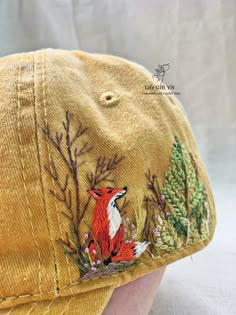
[{"xmin": 88, "ymin": 186, "xmax": 127, "ymax": 201}]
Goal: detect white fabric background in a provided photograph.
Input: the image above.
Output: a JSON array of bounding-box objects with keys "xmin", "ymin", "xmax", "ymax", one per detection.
[{"xmin": 0, "ymin": 1, "xmax": 235, "ymax": 314}]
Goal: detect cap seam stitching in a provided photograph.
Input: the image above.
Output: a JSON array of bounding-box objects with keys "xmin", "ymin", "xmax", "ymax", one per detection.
[
  {"xmin": 16, "ymin": 52, "xmax": 43, "ymax": 293},
  {"xmin": 41, "ymin": 49, "xmax": 73, "ymax": 292},
  {"xmin": 33, "ymin": 50, "xmax": 62, "ymax": 299},
  {"xmin": 41, "ymin": 49, "xmax": 61, "ymax": 296}
]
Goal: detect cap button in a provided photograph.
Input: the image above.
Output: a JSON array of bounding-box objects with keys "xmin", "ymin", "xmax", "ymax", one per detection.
[{"xmin": 100, "ymin": 91, "xmax": 120, "ymax": 107}]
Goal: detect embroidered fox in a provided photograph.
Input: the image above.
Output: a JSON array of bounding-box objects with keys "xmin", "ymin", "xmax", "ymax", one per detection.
[{"xmin": 87, "ymin": 186, "xmax": 149, "ymax": 264}]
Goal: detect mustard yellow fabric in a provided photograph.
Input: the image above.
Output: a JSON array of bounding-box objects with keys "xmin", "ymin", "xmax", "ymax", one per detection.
[
  {"xmin": 0, "ymin": 287, "xmax": 115, "ymax": 315},
  {"xmin": 0, "ymin": 48, "xmax": 217, "ymax": 314}
]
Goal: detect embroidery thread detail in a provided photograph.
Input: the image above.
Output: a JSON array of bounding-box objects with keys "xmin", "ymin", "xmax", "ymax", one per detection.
[
  {"xmin": 42, "ymin": 111, "xmax": 149, "ymax": 280},
  {"xmin": 144, "ymin": 136, "xmax": 211, "ymax": 256},
  {"xmin": 42, "ymin": 112, "xmax": 211, "ymax": 280}
]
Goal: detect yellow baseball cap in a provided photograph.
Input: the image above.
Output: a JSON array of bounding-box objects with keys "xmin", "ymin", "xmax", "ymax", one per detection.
[{"xmin": 0, "ymin": 48, "xmax": 217, "ymax": 314}]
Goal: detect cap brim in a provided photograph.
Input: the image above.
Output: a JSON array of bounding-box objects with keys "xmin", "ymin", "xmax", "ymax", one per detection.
[{"xmin": 1, "ymin": 286, "xmax": 115, "ymax": 315}]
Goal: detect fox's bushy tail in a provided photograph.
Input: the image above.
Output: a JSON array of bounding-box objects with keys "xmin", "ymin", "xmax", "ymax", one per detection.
[{"xmin": 111, "ymin": 241, "xmax": 150, "ymax": 262}]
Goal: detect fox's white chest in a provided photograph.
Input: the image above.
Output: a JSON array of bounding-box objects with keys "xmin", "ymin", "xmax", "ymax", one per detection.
[{"xmin": 107, "ymin": 201, "xmax": 122, "ymax": 238}]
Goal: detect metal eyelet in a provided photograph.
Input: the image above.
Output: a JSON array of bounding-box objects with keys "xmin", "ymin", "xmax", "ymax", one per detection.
[{"xmin": 100, "ymin": 91, "xmax": 120, "ymax": 107}]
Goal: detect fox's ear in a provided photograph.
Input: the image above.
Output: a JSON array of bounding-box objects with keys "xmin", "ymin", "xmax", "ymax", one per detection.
[{"xmin": 87, "ymin": 189, "xmax": 101, "ymax": 199}]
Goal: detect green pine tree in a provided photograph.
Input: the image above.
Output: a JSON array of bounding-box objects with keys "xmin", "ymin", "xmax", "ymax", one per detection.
[
  {"xmin": 162, "ymin": 136, "xmax": 210, "ymax": 242},
  {"xmin": 146, "ymin": 136, "xmax": 211, "ymax": 255}
]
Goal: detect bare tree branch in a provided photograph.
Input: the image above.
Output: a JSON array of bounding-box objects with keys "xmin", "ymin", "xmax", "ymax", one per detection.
[
  {"xmin": 42, "ymin": 111, "xmax": 125, "ymax": 250},
  {"xmin": 71, "ymin": 125, "xmax": 88, "ymax": 145},
  {"xmin": 44, "ymin": 159, "xmax": 74, "ymax": 220},
  {"xmin": 62, "ymin": 111, "xmax": 81, "ymax": 238},
  {"xmin": 81, "ymin": 154, "xmax": 125, "ymax": 221},
  {"xmin": 145, "ymin": 169, "xmax": 160, "ymax": 203},
  {"xmin": 74, "ymin": 142, "xmax": 93, "ymax": 158},
  {"xmin": 61, "ymin": 211, "xmax": 73, "ymax": 220},
  {"xmin": 42, "ymin": 126, "xmax": 72, "ymax": 172},
  {"xmin": 57, "ymin": 239, "xmax": 76, "ymax": 254},
  {"xmin": 145, "ymin": 169, "xmax": 169, "ymax": 219}
]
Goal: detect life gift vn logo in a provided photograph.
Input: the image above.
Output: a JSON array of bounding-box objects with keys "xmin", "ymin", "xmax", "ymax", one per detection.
[{"xmin": 143, "ymin": 63, "xmax": 181, "ymax": 96}]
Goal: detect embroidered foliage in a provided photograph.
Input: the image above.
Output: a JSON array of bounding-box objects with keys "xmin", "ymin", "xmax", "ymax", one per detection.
[
  {"xmin": 43, "ymin": 111, "xmax": 149, "ymax": 280},
  {"xmin": 145, "ymin": 136, "xmax": 211, "ymax": 256},
  {"xmin": 43, "ymin": 112, "xmax": 211, "ymax": 279},
  {"xmin": 122, "ymin": 198, "xmax": 144, "ymax": 242}
]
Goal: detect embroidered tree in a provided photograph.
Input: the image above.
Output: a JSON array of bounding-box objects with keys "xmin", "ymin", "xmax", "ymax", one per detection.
[
  {"xmin": 145, "ymin": 137, "xmax": 211, "ymax": 255},
  {"xmin": 42, "ymin": 111, "xmax": 93, "ymax": 248},
  {"xmin": 42, "ymin": 111, "xmax": 146, "ymax": 279}
]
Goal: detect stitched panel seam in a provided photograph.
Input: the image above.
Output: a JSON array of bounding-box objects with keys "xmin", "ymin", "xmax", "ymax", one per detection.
[
  {"xmin": 17, "ymin": 53, "xmax": 42, "ymax": 292},
  {"xmin": 32, "ymin": 50, "xmax": 63, "ymax": 299},
  {"xmin": 40, "ymin": 49, "xmax": 60, "ymax": 296},
  {"xmin": 40, "ymin": 49, "xmax": 74, "ymax": 294}
]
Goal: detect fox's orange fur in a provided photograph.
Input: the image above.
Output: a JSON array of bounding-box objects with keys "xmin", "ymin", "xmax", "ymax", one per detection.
[{"xmin": 88, "ymin": 186, "xmax": 149, "ymax": 264}]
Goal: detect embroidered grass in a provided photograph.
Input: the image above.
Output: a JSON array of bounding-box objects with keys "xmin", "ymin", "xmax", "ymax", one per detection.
[
  {"xmin": 80, "ymin": 261, "xmax": 136, "ymax": 281},
  {"xmin": 42, "ymin": 111, "xmax": 144, "ymax": 280},
  {"xmin": 42, "ymin": 111, "xmax": 211, "ymax": 279},
  {"xmin": 57, "ymin": 213, "xmax": 141, "ymax": 277}
]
